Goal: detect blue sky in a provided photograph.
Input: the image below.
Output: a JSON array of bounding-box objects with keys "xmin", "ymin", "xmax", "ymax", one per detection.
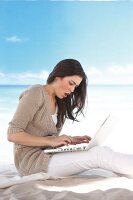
[{"xmin": 0, "ymin": 1, "xmax": 133, "ymax": 85}]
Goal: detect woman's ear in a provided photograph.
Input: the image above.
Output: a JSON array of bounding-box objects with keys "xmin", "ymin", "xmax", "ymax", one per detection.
[
  {"xmin": 55, "ymin": 77, "xmax": 59, "ymax": 82},
  {"xmin": 55, "ymin": 77, "xmax": 62, "ymax": 81}
]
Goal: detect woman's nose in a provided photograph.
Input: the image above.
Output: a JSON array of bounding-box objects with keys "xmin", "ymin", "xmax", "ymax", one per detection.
[{"xmin": 69, "ymin": 85, "xmax": 75, "ymax": 93}]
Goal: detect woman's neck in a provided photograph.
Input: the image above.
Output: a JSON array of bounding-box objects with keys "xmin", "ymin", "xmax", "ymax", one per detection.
[{"xmin": 43, "ymin": 84, "xmax": 56, "ymax": 102}]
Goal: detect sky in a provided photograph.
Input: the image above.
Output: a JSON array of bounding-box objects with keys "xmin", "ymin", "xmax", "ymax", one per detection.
[{"xmin": 0, "ymin": 1, "xmax": 133, "ymax": 85}]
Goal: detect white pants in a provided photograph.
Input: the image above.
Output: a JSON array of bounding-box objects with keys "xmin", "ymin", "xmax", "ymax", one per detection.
[{"xmin": 47, "ymin": 146, "xmax": 133, "ymax": 177}]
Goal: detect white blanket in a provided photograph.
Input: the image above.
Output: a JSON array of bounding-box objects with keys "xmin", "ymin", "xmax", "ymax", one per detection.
[{"xmin": 1, "ymin": 164, "xmax": 133, "ymax": 200}]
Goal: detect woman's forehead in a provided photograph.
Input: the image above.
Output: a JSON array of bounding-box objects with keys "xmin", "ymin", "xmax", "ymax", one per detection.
[{"xmin": 65, "ymin": 75, "xmax": 82, "ymax": 84}]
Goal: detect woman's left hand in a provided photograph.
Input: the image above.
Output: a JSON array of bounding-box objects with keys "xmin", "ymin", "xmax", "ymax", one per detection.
[{"xmin": 68, "ymin": 135, "xmax": 91, "ymax": 145}]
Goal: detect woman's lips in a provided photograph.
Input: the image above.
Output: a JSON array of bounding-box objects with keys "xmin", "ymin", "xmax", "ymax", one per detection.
[{"xmin": 63, "ymin": 92, "xmax": 70, "ymax": 98}]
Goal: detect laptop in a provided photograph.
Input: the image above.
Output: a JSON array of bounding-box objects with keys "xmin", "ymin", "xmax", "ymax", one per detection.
[{"xmin": 44, "ymin": 114, "xmax": 117, "ymax": 154}]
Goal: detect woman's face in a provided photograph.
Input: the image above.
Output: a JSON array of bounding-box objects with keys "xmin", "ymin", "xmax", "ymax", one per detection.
[{"xmin": 55, "ymin": 75, "xmax": 82, "ymax": 99}]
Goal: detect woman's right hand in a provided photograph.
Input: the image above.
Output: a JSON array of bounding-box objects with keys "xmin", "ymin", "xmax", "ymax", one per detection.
[{"xmin": 46, "ymin": 134, "xmax": 72, "ymax": 148}]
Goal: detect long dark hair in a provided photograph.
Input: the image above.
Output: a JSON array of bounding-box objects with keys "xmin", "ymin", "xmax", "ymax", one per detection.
[{"xmin": 47, "ymin": 59, "xmax": 88, "ymax": 129}]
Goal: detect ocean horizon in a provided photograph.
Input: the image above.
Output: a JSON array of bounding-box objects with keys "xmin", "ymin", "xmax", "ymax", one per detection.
[{"xmin": 0, "ymin": 84, "xmax": 133, "ymax": 164}]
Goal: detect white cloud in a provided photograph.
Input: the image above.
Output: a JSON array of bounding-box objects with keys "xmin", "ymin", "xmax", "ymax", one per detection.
[
  {"xmin": 87, "ymin": 66, "xmax": 102, "ymax": 76},
  {"xmin": 86, "ymin": 64, "xmax": 133, "ymax": 85},
  {"xmin": 5, "ymin": 35, "xmax": 28, "ymax": 43},
  {"xmin": 0, "ymin": 71, "xmax": 49, "ymax": 85},
  {"xmin": 107, "ymin": 65, "xmax": 133, "ymax": 75},
  {"xmin": 0, "ymin": 65, "xmax": 133, "ymax": 85},
  {"xmin": 0, "ymin": 72, "xmax": 5, "ymax": 77}
]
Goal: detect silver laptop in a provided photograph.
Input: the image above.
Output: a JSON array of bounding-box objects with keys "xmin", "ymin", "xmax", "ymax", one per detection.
[{"xmin": 44, "ymin": 114, "xmax": 116, "ymax": 154}]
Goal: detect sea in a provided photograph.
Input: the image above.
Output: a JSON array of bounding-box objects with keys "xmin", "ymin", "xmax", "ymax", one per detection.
[{"xmin": 0, "ymin": 84, "xmax": 133, "ymax": 164}]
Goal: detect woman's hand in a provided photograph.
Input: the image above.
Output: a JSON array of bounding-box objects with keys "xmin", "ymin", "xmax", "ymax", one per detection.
[
  {"xmin": 46, "ymin": 134, "xmax": 73, "ymax": 148},
  {"xmin": 68, "ymin": 135, "xmax": 91, "ymax": 145},
  {"xmin": 46, "ymin": 135, "xmax": 91, "ymax": 148}
]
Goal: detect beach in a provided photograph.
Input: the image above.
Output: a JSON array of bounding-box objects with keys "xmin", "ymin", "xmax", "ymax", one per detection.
[{"xmin": 0, "ymin": 84, "xmax": 133, "ymax": 165}]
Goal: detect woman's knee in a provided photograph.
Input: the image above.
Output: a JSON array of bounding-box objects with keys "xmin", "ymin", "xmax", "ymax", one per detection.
[
  {"xmin": 87, "ymin": 146, "xmax": 114, "ymax": 164},
  {"xmin": 89, "ymin": 146, "xmax": 113, "ymax": 154}
]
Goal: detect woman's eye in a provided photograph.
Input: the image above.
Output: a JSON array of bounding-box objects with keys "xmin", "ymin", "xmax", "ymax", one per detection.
[{"xmin": 69, "ymin": 81, "xmax": 74, "ymax": 86}]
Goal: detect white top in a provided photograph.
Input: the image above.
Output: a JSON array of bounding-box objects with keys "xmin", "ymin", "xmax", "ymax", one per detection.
[{"xmin": 51, "ymin": 106, "xmax": 58, "ymax": 125}]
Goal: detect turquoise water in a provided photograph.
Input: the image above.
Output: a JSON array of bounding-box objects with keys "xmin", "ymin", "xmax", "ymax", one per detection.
[
  {"xmin": 0, "ymin": 85, "xmax": 29, "ymax": 113},
  {"xmin": 0, "ymin": 84, "xmax": 133, "ymax": 163},
  {"xmin": 0, "ymin": 84, "xmax": 132, "ymax": 112}
]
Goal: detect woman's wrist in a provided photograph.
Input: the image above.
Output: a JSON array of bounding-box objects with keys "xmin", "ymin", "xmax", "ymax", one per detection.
[{"xmin": 43, "ymin": 135, "xmax": 56, "ymax": 147}]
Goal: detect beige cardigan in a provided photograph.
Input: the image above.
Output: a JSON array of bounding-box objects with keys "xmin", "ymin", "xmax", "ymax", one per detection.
[{"xmin": 7, "ymin": 85, "xmax": 62, "ymax": 176}]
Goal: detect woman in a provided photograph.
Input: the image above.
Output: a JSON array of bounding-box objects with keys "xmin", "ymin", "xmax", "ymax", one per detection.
[{"xmin": 7, "ymin": 59, "xmax": 133, "ymax": 177}]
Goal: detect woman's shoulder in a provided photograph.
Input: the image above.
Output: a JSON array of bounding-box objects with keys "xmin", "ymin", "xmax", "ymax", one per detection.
[
  {"xmin": 28, "ymin": 84, "xmax": 43, "ymax": 91},
  {"xmin": 19, "ymin": 84, "xmax": 47, "ymax": 101}
]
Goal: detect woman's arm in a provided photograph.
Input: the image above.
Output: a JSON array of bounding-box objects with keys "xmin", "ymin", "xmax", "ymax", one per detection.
[{"xmin": 7, "ymin": 132, "xmax": 73, "ymax": 147}]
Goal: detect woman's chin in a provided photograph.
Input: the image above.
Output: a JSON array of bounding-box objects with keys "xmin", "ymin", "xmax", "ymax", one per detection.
[{"xmin": 56, "ymin": 94, "xmax": 64, "ymax": 99}]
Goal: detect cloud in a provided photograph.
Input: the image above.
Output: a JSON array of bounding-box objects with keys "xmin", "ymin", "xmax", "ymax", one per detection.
[
  {"xmin": 0, "ymin": 72, "xmax": 5, "ymax": 77},
  {"xmin": 107, "ymin": 65, "xmax": 133, "ymax": 75},
  {"xmin": 0, "ymin": 65, "xmax": 133, "ymax": 85},
  {"xmin": 86, "ymin": 64, "xmax": 133, "ymax": 85},
  {"xmin": 0, "ymin": 71, "xmax": 49, "ymax": 85},
  {"xmin": 5, "ymin": 35, "xmax": 28, "ymax": 43}
]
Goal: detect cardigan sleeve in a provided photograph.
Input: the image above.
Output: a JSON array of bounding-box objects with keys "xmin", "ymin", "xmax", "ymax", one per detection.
[{"xmin": 7, "ymin": 86, "xmax": 43, "ymax": 134}]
